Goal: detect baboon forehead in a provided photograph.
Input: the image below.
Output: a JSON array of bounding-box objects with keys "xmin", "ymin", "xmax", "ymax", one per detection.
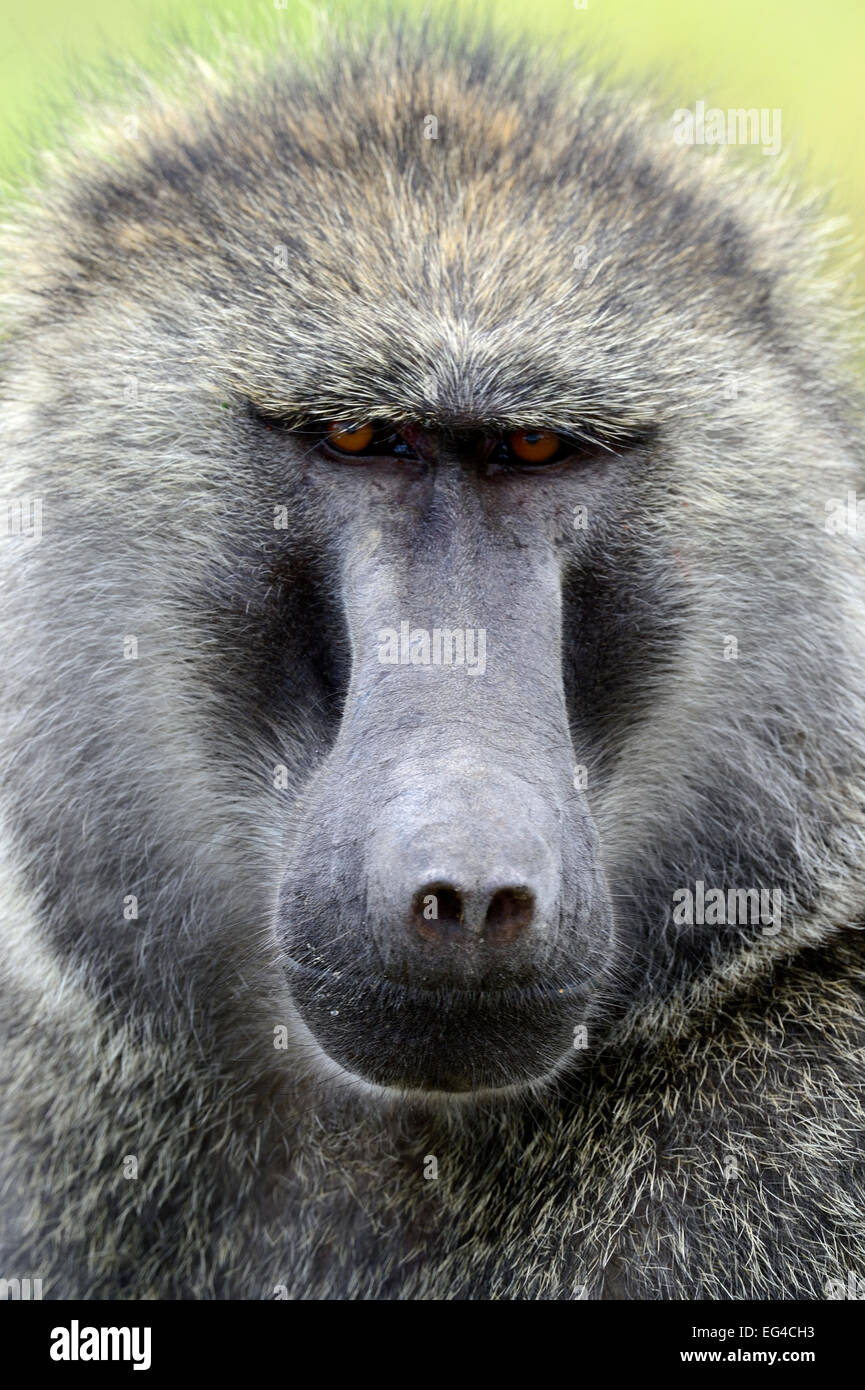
[
  {"xmin": 0, "ymin": 30, "xmax": 838, "ymax": 424},
  {"xmin": 183, "ymin": 65, "xmax": 778, "ymax": 426}
]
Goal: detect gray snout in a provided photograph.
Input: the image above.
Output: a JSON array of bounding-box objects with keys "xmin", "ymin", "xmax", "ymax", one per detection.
[{"xmin": 365, "ymin": 765, "xmax": 562, "ymax": 988}]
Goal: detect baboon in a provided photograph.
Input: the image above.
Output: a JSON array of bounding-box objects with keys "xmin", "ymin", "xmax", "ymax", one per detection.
[{"xmin": 1, "ymin": 15, "xmax": 864, "ymax": 1301}]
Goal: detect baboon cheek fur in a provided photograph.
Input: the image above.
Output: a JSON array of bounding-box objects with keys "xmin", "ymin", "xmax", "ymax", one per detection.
[{"xmin": 1, "ymin": 16, "xmax": 865, "ymax": 1298}]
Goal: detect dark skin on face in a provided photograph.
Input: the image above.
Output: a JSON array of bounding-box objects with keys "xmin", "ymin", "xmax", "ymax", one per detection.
[{"xmin": 275, "ymin": 414, "xmax": 618, "ymax": 1094}]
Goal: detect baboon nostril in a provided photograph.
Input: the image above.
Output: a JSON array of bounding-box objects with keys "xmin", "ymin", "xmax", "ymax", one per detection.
[
  {"xmin": 483, "ymin": 887, "xmax": 535, "ymax": 944},
  {"xmin": 411, "ymin": 883, "xmax": 467, "ymax": 943},
  {"xmin": 410, "ymin": 881, "xmax": 535, "ymax": 947}
]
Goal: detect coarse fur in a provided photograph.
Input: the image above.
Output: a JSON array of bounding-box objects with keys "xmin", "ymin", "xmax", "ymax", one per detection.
[{"xmin": 1, "ymin": 11, "xmax": 865, "ymax": 1299}]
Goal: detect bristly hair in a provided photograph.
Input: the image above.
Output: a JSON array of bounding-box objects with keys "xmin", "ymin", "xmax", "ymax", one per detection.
[{"xmin": 1, "ymin": 6, "xmax": 864, "ymax": 1302}]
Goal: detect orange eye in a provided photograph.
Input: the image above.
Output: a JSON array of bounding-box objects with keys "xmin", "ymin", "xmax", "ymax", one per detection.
[
  {"xmin": 508, "ymin": 429, "xmax": 560, "ymax": 464},
  {"xmin": 327, "ymin": 421, "xmax": 375, "ymax": 453}
]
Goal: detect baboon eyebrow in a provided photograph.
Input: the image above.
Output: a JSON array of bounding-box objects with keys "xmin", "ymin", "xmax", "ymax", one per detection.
[{"xmin": 244, "ymin": 397, "xmax": 657, "ymax": 452}]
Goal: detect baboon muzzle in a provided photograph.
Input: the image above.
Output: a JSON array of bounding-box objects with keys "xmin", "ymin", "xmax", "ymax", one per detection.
[{"xmin": 278, "ymin": 528, "xmax": 613, "ymax": 1092}]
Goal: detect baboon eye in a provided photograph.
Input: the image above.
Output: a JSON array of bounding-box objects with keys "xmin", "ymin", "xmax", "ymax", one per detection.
[
  {"xmin": 508, "ymin": 430, "xmax": 561, "ymax": 464},
  {"xmin": 321, "ymin": 420, "xmax": 418, "ymax": 461},
  {"xmin": 327, "ymin": 421, "xmax": 375, "ymax": 453}
]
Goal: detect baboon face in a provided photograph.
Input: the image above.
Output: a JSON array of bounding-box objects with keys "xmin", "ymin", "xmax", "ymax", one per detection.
[
  {"xmin": 274, "ymin": 418, "xmax": 620, "ymax": 1093},
  {"xmin": 3, "ymin": 38, "xmax": 859, "ymax": 1098}
]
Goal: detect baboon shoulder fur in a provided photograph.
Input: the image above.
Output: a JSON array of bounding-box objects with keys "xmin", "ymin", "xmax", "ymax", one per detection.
[{"xmin": 1, "ymin": 15, "xmax": 865, "ymax": 1300}]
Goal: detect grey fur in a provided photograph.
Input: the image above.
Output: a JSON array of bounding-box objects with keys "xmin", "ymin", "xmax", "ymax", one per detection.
[{"xmin": 1, "ymin": 14, "xmax": 865, "ymax": 1299}]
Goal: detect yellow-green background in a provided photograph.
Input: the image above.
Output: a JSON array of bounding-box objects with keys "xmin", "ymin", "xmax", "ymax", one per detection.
[{"xmin": 0, "ymin": 0, "xmax": 862, "ymax": 237}]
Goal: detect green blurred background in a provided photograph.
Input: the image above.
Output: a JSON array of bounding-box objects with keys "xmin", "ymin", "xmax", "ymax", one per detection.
[{"xmin": 0, "ymin": 0, "xmax": 862, "ymax": 243}]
